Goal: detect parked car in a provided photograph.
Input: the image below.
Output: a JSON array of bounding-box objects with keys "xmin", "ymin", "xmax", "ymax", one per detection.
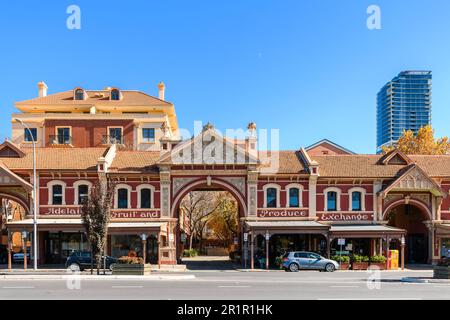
[
  {"xmin": 12, "ymin": 252, "xmax": 31, "ymax": 264},
  {"xmin": 65, "ymin": 250, "xmax": 118, "ymax": 271},
  {"xmin": 282, "ymin": 251, "xmax": 339, "ymax": 272}
]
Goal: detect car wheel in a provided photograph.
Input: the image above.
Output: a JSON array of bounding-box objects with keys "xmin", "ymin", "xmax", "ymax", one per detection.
[
  {"xmin": 109, "ymin": 263, "xmax": 116, "ymax": 272},
  {"xmin": 325, "ymin": 263, "xmax": 335, "ymax": 272},
  {"xmin": 68, "ymin": 263, "xmax": 81, "ymax": 272},
  {"xmin": 289, "ymin": 263, "xmax": 299, "ymax": 272}
]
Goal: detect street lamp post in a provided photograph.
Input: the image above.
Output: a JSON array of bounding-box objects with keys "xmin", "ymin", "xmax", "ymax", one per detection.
[{"xmin": 14, "ymin": 118, "xmax": 38, "ymax": 270}]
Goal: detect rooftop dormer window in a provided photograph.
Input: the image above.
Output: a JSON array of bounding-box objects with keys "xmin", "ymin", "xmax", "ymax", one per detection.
[
  {"xmin": 74, "ymin": 88, "xmax": 85, "ymax": 100},
  {"xmin": 110, "ymin": 89, "xmax": 121, "ymax": 101}
]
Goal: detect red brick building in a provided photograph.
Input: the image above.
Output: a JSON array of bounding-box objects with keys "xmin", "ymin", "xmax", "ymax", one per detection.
[{"xmin": 1, "ymin": 82, "xmax": 449, "ymax": 269}]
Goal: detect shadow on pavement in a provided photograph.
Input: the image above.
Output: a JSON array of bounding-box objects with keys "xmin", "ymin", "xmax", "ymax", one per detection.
[{"xmin": 182, "ymin": 256, "xmax": 241, "ymax": 271}]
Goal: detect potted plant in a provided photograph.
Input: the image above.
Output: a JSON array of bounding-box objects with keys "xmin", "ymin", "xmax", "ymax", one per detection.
[
  {"xmin": 332, "ymin": 255, "xmax": 350, "ymax": 270},
  {"xmin": 369, "ymin": 255, "xmax": 387, "ymax": 270},
  {"xmin": 352, "ymin": 255, "xmax": 369, "ymax": 270},
  {"xmin": 183, "ymin": 248, "xmax": 198, "ymax": 257},
  {"xmin": 434, "ymin": 257, "xmax": 450, "ymax": 279},
  {"xmin": 275, "ymin": 256, "xmax": 285, "ymax": 270},
  {"xmin": 112, "ymin": 256, "xmax": 151, "ymax": 275}
]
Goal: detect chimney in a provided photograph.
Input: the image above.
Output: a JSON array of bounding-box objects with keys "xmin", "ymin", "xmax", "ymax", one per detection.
[
  {"xmin": 158, "ymin": 82, "xmax": 165, "ymax": 100},
  {"xmin": 38, "ymin": 81, "xmax": 48, "ymax": 97}
]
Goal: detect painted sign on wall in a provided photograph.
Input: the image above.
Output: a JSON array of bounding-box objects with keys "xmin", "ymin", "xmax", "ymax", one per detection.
[
  {"xmin": 257, "ymin": 208, "xmax": 308, "ymax": 218},
  {"xmin": 317, "ymin": 212, "xmax": 373, "ymax": 221},
  {"xmin": 39, "ymin": 206, "xmax": 160, "ymax": 219}
]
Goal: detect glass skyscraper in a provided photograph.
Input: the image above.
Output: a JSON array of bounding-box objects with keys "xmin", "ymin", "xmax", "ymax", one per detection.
[{"xmin": 376, "ymin": 71, "xmax": 432, "ymax": 153}]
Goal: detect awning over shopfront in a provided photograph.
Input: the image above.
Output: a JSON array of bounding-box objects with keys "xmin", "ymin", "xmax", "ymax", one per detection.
[
  {"xmin": 436, "ymin": 224, "xmax": 450, "ymax": 237},
  {"xmin": 245, "ymin": 220, "xmax": 329, "ymax": 235},
  {"xmin": 329, "ymin": 224, "xmax": 406, "ymax": 239},
  {"xmin": 6, "ymin": 219, "xmax": 167, "ymax": 235}
]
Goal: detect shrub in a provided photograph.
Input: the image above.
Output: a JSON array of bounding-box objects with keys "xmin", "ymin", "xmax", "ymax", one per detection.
[
  {"xmin": 118, "ymin": 256, "xmax": 144, "ymax": 264},
  {"xmin": 353, "ymin": 255, "xmax": 369, "ymax": 263},
  {"xmin": 332, "ymin": 255, "xmax": 350, "ymax": 263},
  {"xmin": 183, "ymin": 248, "xmax": 198, "ymax": 257},
  {"xmin": 370, "ymin": 255, "xmax": 387, "ymax": 263},
  {"xmin": 438, "ymin": 257, "xmax": 450, "ymax": 267}
]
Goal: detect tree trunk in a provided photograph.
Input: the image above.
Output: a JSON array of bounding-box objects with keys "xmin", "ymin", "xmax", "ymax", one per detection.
[
  {"xmin": 189, "ymin": 234, "xmax": 193, "ymax": 250},
  {"xmin": 90, "ymin": 245, "xmax": 94, "ymax": 275}
]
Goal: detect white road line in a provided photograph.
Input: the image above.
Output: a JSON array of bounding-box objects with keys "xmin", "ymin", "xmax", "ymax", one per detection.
[
  {"xmin": 2, "ymin": 286, "xmax": 35, "ymax": 289},
  {"xmin": 111, "ymin": 286, "xmax": 143, "ymax": 289},
  {"xmin": 218, "ymin": 285, "xmax": 251, "ymax": 288}
]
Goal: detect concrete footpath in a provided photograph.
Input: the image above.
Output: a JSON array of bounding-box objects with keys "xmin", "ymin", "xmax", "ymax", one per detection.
[{"xmin": 0, "ymin": 273, "xmax": 195, "ymax": 280}]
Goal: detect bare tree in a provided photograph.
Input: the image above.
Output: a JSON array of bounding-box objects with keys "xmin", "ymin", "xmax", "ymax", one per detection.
[{"xmin": 80, "ymin": 180, "xmax": 115, "ymax": 274}]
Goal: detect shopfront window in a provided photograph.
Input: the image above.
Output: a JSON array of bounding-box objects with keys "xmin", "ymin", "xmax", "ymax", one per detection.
[
  {"xmin": 117, "ymin": 188, "xmax": 128, "ymax": 209},
  {"xmin": 78, "ymin": 185, "xmax": 89, "ymax": 204},
  {"xmin": 111, "ymin": 235, "xmax": 142, "ymax": 258},
  {"xmin": 266, "ymin": 188, "xmax": 277, "ymax": 208},
  {"xmin": 52, "ymin": 184, "xmax": 63, "ymax": 205},
  {"xmin": 441, "ymin": 239, "xmax": 450, "ymax": 258},
  {"xmin": 289, "ymin": 188, "xmax": 300, "ymax": 207},
  {"xmin": 327, "ymin": 191, "xmax": 337, "ymax": 211},
  {"xmin": 44, "ymin": 232, "xmax": 88, "ymax": 264},
  {"xmin": 352, "ymin": 191, "xmax": 362, "ymax": 211},
  {"xmin": 140, "ymin": 189, "xmax": 151, "ymax": 208}
]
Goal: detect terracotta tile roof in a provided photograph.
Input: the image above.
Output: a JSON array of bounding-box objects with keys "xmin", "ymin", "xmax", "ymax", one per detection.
[
  {"xmin": 311, "ymin": 154, "xmax": 450, "ymax": 178},
  {"xmin": 110, "ymin": 151, "xmax": 160, "ymax": 172},
  {"xmin": 0, "ymin": 148, "xmax": 107, "ymax": 170},
  {"xmin": 15, "ymin": 90, "xmax": 172, "ymax": 107},
  {"xmin": 409, "ymin": 155, "xmax": 450, "ymax": 177},
  {"xmin": 259, "ymin": 151, "xmax": 307, "ymax": 174}
]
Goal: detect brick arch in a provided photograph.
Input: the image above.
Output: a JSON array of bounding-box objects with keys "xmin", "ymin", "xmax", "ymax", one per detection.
[
  {"xmin": 382, "ymin": 198, "xmax": 432, "ymax": 221},
  {"xmin": 170, "ymin": 178, "xmax": 247, "ymax": 218},
  {"xmin": 0, "ymin": 192, "xmax": 30, "ymax": 215}
]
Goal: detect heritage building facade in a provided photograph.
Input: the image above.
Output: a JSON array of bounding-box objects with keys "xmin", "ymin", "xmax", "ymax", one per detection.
[{"xmin": 0, "ymin": 82, "xmax": 449, "ymax": 269}]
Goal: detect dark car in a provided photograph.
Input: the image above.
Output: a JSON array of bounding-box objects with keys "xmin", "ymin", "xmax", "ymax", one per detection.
[{"xmin": 65, "ymin": 250, "xmax": 117, "ymax": 271}]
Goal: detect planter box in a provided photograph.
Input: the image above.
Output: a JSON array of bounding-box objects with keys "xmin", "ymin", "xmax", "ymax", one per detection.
[
  {"xmin": 352, "ymin": 262, "xmax": 369, "ymax": 270},
  {"xmin": 112, "ymin": 264, "xmax": 152, "ymax": 275},
  {"xmin": 369, "ymin": 262, "xmax": 387, "ymax": 270},
  {"xmin": 433, "ymin": 266, "xmax": 450, "ymax": 279},
  {"xmin": 338, "ymin": 263, "xmax": 351, "ymax": 270}
]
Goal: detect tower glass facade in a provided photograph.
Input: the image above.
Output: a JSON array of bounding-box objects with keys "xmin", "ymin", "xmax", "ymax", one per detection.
[{"xmin": 376, "ymin": 71, "xmax": 432, "ymax": 153}]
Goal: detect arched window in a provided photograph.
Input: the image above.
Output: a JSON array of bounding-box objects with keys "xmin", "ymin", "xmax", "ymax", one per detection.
[
  {"xmin": 117, "ymin": 188, "xmax": 128, "ymax": 209},
  {"xmin": 75, "ymin": 89, "xmax": 85, "ymax": 100},
  {"xmin": 289, "ymin": 188, "xmax": 300, "ymax": 207},
  {"xmin": 266, "ymin": 188, "xmax": 277, "ymax": 208},
  {"xmin": 52, "ymin": 185, "xmax": 63, "ymax": 205},
  {"xmin": 78, "ymin": 185, "xmax": 89, "ymax": 205},
  {"xmin": 47, "ymin": 180, "xmax": 66, "ymax": 205},
  {"xmin": 111, "ymin": 89, "xmax": 120, "ymax": 101},
  {"xmin": 140, "ymin": 189, "xmax": 151, "ymax": 209},
  {"xmin": 327, "ymin": 191, "xmax": 337, "ymax": 211},
  {"xmin": 349, "ymin": 187, "xmax": 366, "ymax": 211},
  {"xmin": 286, "ymin": 184, "xmax": 303, "ymax": 208},
  {"xmin": 352, "ymin": 192, "xmax": 362, "ymax": 211}
]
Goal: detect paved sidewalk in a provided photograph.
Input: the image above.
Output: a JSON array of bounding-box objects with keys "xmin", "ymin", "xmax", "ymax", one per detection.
[{"xmin": 0, "ymin": 274, "xmax": 195, "ymax": 280}]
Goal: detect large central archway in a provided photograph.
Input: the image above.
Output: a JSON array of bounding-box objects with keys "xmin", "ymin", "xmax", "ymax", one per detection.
[
  {"xmin": 171, "ymin": 178, "xmax": 247, "ymax": 269},
  {"xmin": 384, "ymin": 200, "xmax": 431, "ymax": 264}
]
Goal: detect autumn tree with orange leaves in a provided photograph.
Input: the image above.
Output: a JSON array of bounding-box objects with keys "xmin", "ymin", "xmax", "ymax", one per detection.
[{"xmin": 382, "ymin": 125, "xmax": 450, "ymax": 155}]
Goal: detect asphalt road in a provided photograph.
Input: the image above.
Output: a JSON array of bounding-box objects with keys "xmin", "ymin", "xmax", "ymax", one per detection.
[{"xmin": 0, "ymin": 270, "xmax": 449, "ymax": 300}]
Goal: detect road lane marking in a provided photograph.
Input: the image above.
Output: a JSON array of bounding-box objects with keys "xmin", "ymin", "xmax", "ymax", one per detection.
[
  {"xmin": 218, "ymin": 285, "xmax": 251, "ymax": 288},
  {"xmin": 112, "ymin": 286, "xmax": 143, "ymax": 289},
  {"xmin": 2, "ymin": 286, "xmax": 35, "ymax": 289}
]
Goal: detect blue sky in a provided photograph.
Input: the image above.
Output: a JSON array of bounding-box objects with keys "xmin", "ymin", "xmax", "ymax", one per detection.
[{"xmin": 0, "ymin": 0, "xmax": 449, "ymax": 153}]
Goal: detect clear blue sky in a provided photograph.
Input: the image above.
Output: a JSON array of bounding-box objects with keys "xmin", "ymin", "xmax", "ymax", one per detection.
[{"xmin": 1, "ymin": 0, "xmax": 449, "ymax": 153}]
